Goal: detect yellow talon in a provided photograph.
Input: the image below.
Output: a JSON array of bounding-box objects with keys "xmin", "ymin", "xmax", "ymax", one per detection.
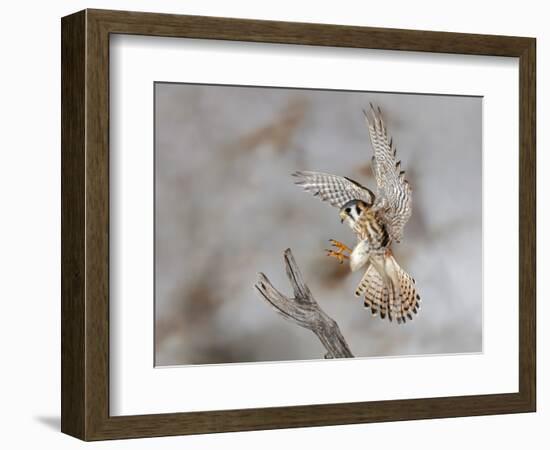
[
  {"xmin": 325, "ymin": 239, "xmax": 351, "ymax": 264},
  {"xmin": 329, "ymin": 239, "xmax": 352, "ymax": 254}
]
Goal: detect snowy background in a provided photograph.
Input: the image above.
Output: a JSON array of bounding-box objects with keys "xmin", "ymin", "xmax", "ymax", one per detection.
[{"xmin": 154, "ymin": 83, "xmax": 482, "ymax": 366}]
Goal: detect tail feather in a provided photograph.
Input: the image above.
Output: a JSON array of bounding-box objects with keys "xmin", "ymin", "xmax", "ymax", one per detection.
[{"xmin": 355, "ymin": 254, "xmax": 420, "ymax": 323}]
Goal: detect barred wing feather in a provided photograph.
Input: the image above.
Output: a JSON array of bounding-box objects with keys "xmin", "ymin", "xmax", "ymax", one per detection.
[
  {"xmin": 292, "ymin": 170, "xmax": 375, "ymax": 209},
  {"xmin": 365, "ymin": 105, "xmax": 412, "ymax": 242}
]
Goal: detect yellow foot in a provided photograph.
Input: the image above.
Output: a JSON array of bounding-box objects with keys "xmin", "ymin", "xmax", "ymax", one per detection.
[{"xmin": 325, "ymin": 239, "xmax": 351, "ymax": 264}]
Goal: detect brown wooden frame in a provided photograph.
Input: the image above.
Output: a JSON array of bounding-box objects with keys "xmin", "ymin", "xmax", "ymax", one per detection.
[{"xmin": 61, "ymin": 8, "xmax": 536, "ymax": 441}]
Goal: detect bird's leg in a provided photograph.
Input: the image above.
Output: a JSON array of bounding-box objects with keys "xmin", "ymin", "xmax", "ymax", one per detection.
[{"xmin": 325, "ymin": 239, "xmax": 352, "ymax": 264}]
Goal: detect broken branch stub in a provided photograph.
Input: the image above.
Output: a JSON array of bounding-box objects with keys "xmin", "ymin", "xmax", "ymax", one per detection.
[{"xmin": 255, "ymin": 249, "xmax": 353, "ymax": 359}]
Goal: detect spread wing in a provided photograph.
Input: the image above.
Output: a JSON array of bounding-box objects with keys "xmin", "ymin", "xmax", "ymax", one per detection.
[
  {"xmin": 365, "ymin": 105, "xmax": 412, "ymax": 242},
  {"xmin": 292, "ymin": 171, "xmax": 375, "ymax": 209}
]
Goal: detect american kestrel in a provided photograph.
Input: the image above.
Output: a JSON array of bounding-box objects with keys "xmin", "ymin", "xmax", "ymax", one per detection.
[{"xmin": 293, "ymin": 105, "xmax": 420, "ymax": 323}]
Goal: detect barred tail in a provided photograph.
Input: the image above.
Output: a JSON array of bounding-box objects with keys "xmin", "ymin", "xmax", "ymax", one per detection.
[{"xmin": 354, "ymin": 254, "xmax": 420, "ymax": 323}]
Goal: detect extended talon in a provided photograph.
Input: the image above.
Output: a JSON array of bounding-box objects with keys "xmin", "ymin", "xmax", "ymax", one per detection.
[
  {"xmin": 325, "ymin": 239, "xmax": 351, "ymax": 264},
  {"xmin": 325, "ymin": 249, "xmax": 350, "ymax": 264},
  {"xmin": 329, "ymin": 239, "xmax": 352, "ymax": 254}
]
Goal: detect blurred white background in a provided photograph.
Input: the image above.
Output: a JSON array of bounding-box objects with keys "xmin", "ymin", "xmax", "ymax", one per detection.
[
  {"xmin": 155, "ymin": 84, "xmax": 482, "ymax": 365},
  {"xmin": 0, "ymin": 1, "xmax": 546, "ymax": 449}
]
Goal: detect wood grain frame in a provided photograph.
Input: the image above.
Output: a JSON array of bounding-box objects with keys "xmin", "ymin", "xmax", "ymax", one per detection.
[{"xmin": 61, "ymin": 9, "xmax": 536, "ymax": 441}]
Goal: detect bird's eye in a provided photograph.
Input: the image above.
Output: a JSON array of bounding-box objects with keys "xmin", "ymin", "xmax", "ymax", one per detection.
[{"xmin": 345, "ymin": 208, "xmax": 351, "ymax": 214}]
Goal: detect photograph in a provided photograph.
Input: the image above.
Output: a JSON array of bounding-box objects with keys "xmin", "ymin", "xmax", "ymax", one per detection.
[{"xmin": 154, "ymin": 83, "xmax": 483, "ymax": 366}]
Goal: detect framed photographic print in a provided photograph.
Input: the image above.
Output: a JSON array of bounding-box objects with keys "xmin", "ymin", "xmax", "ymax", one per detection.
[{"xmin": 61, "ymin": 9, "xmax": 536, "ymax": 441}]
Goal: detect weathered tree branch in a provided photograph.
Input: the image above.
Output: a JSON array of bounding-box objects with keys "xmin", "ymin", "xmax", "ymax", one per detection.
[{"xmin": 254, "ymin": 248, "xmax": 354, "ymax": 359}]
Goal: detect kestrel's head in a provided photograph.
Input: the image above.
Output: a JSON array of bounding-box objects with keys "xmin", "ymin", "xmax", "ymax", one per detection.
[{"xmin": 339, "ymin": 199, "xmax": 369, "ymax": 227}]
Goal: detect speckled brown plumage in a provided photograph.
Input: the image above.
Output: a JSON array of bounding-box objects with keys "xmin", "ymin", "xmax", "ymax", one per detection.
[{"xmin": 294, "ymin": 105, "xmax": 420, "ymax": 324}]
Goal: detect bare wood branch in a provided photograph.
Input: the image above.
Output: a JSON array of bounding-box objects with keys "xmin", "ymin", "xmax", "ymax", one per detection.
[{"xmin": 254, "ymin": 248, "xmax": 353, "ymax": 359}]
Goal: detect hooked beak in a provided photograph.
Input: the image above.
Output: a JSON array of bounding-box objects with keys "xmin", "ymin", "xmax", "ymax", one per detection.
[{"xmin": 339, "ymin": 211, "xmax": 346, "ymax": 224}]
